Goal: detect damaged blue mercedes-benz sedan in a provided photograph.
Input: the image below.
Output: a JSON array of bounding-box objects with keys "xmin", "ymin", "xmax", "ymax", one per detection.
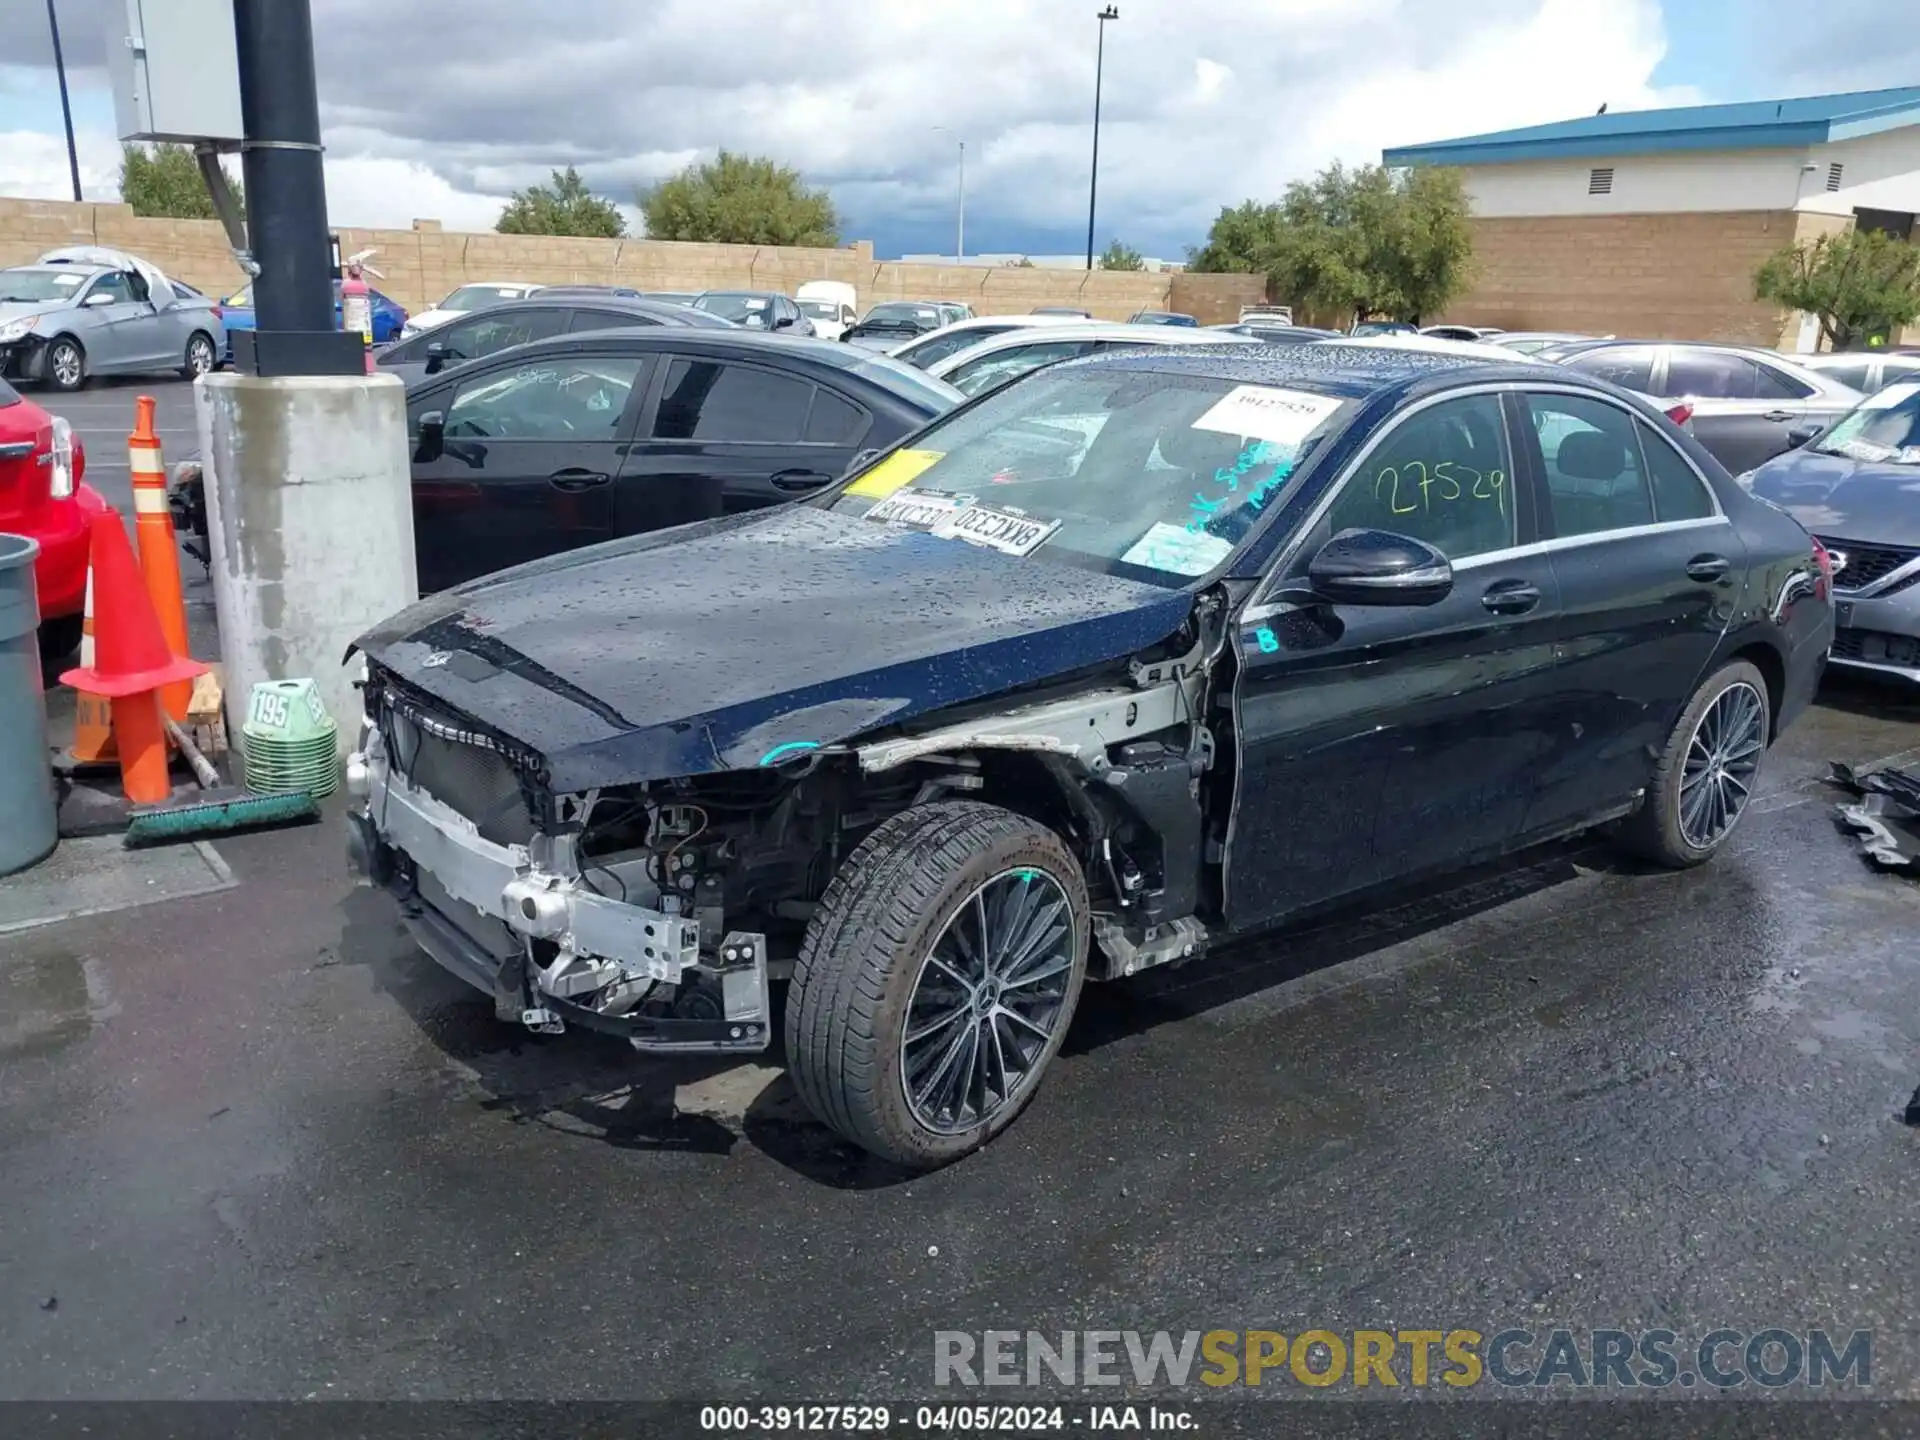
[{"xmin": 347, "ymin": 344, "xmax": 1832, "ymax": 1168}]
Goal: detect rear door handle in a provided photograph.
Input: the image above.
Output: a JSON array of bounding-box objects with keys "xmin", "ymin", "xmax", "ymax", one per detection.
[
  {"xmin": 770, "ymin": 469, "xmax": 835, "ymax": 493},
  {"xmin": 548, "ymin": 468, "xmax": 611, "ymax": 492},
  {"xmin": 1686, "ymin": 553, "xmax": 1731, "ymax": 584},
  {"xmin": 1761, "ymin": 410, "xmax": 1796, "ymax": 423},
  {"xmin": 1480, "ymin": 579, "xmax": 1541, "ymax": 615}
]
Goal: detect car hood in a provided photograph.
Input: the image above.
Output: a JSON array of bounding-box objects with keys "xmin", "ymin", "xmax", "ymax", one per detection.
[
  {"xmin": 0, "ymin": 301, "xmax": 63, "ymax": 327},
  {"xmin": 844, "ymin": 331, "xmax": 913, "ymax": 351},
  {"xmin": 1747, "ymin": 448, "xmax": 1920, "ymax": 546},
  {"xmin": 356, "ymin": 505, "xmax": 1193, "ymax": 792}
]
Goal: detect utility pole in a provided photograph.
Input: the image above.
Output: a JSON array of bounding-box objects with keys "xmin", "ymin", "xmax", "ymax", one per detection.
[
  {"xmin": 46, "ymin": 0, "xmax": 82, "ymax": 202},
  {"xmin": 1086, "ymin": 5, "xmax": 1118, "ymax": 270},
  {"xmin": 957, "ymin": 139, "xmax": 967, "ymax": 261}
]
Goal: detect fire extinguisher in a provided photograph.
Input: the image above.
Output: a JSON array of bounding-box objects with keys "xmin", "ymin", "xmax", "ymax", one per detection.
[{"xmin": 340, "ymin": 247, "xmax": 379, "ymax": 375}]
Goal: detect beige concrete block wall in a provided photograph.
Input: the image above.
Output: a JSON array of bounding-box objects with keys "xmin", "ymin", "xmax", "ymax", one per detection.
[{"xmin": 0, "ymin": 197, "xmax": 1261, "ymax": 322}]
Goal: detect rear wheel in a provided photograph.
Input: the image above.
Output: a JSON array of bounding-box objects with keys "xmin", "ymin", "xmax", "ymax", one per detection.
[
  {"xmin": 44, "ymin": 336, "xmax": 85, "ymax": 392},
  {"xmin": 1617, "ymin": 660, "xmax": 1769, "ymax": 867},
  {"xmin": 181, "ymin": 331, "xmax": 216, "ymax": 379},
  {"xmin": 786, "ymin": 802, "xmax": 1089, "ymax": 1168}
]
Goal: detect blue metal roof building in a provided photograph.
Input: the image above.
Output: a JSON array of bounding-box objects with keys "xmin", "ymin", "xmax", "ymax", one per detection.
[{"xmin": 1385, "ymin": 86, "xmax": 1920, "ymax": 169}]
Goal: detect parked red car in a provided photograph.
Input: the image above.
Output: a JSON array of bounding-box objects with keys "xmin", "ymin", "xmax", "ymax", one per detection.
[{"xmin": 0, "ymin": 377, "xmax": 100, "ymax": 658}]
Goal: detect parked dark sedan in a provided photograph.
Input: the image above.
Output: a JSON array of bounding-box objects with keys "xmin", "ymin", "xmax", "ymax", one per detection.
[
  {"xmin": 842, "ymin": 301, "xmax": 949, "ymax": 351},
  {"xmin": 1743, "ymin": 378, "xmax": 1920, "ymax": 682},
  {"xmin": 375, "ymin": 295, "xmax": 732, "ymax": 384},
  {"xmin": 344, "ymin": 344, "xmax": 1830, "ymax": 1169}
]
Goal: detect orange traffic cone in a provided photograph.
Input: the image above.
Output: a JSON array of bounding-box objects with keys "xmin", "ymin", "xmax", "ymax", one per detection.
[
  {"xmin": 129, "ymin": 394, "xmax": 192, "ymax": 724},
  {"xmin": 61, "ymin": 509, "xmax": 208, "ymax": 806},
  {"xmin": 67, "ymin": 562, "xmax": 117, "ymax": 765}
]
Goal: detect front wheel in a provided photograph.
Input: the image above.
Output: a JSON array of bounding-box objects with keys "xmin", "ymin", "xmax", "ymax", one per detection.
[
  {"xmin": 182, "ymin": 331, "xmax": 216, "ymax": 379},
  {"xmin": 786, "ymin": 802, "xmax": 1089, "ymax": 1168},
  {"xmin": 1617, "ymin": 659, "xmax": 1770, "ymax": 867},
  {"xmin": 43, "ymin": 336, "xmax": 85, "ymax": 392}
]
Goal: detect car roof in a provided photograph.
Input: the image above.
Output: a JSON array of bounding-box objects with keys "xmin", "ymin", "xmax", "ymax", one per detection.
[
  {"xmin": 466, "ymin": 294, "xmax": 733, "ymax": 327},
  {"xmin": 3, "ymin": 262, "xmax": 108, "ymax": 278},
  {"xmin": 499, "ymin": 325, "xmax": 917, "ymax": 371},
  {"xmin": 698, "ymin": 289, "xmax": 782, "ymax": 299},
  {"xmin": 927, "ymin": 321, "xmax": 1254, "ymax": 368},
  {"xmin": 1049, "ymin": 339, "xmax": 1571, "ymax": 401}
]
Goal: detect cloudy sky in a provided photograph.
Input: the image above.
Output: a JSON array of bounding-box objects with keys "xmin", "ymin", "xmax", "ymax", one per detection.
[{"xmin": 0, "ymin": 0, "xmax": 1914, "ymax": 260}]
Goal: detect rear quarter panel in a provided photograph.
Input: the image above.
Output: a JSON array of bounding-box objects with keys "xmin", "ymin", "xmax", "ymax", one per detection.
[{"xmin": 1717, "ymin": 484, "xmax": 1832, "ymax": 737}]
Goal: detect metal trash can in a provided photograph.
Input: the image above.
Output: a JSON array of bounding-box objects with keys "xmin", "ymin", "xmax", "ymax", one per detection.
[{"xmin": 0, "ymin": 534, "xmax": 58, "ymax": 876}]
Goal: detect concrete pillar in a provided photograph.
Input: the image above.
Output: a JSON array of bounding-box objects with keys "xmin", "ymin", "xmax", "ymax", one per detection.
[{"xmin": 194, "ymin": 373, "xmax": 415, "ymax": 759}]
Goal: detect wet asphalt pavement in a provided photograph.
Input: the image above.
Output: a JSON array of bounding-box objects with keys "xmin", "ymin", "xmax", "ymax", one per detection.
[{"xmin": 3, "ymin": 542, "xmax": 1920, "ymax": 1403}]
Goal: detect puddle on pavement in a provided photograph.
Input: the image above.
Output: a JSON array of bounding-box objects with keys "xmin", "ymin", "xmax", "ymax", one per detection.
[{"xmin": 0, "ymin": 952, "xmax": 116, "ymax": 1057}]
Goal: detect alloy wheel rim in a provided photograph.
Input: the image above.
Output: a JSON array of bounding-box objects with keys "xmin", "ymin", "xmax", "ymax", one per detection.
[
  {"xmin": 900, "ymin": 867, "xmax": 1076, "ymax": 1135},
  {"xmin": 189, "ymin": 338, "xmax": 213, "ymax": 373},
  {"xmin": 1677, "ymin": 680, "xmax": 1764, "ymax": 849},
  {"xmin": 52, "ymin": 346, "xmax": 80, "ymax": 386}
]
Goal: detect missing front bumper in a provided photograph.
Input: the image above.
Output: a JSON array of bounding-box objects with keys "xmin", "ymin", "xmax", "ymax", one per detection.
[{"xmin": 346, "ymin": 773, "xmax": 772, "ymax": 1054}]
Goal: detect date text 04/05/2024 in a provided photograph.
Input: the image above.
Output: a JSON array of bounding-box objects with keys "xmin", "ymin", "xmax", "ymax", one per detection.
[{"xmin": 697, "ymin": 1404, "xmax": 1197, "ymax": 1432}]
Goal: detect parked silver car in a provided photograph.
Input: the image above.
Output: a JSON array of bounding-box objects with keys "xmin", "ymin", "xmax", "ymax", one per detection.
[{"xmin": 0, "ymin": 246, "xmax": 225, "ymax": 392}]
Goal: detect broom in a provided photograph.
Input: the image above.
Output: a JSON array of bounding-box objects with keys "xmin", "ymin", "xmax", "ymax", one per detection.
[{"xmin": 122, "ymin": 718, "xmax": 322, "ymax": 847}]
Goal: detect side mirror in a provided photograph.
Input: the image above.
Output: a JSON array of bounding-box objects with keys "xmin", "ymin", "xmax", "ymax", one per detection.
[
  {"xmin": 1306, "ymin": 528, "xmax": 1453, "ymax": 607},
  {"xmin": 772, "ymin": 314, "xmax": 795, "ymax": 330},
  {"xmin": 424, "ymin": 341, "xmax": 448, "ymax": 375},
  {"xmin": 1785, "ymin": 422, "xmax": 1822, "ymax": 449},
  {"xmin": 414, "ymin": 410, "xmax": 445, "ymax": 463},
  {"xmin": 83, "ymin": 291, "xmax": 115, "ymax": 308}
]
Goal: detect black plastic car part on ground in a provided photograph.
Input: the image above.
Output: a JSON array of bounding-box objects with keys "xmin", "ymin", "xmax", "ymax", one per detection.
[{"xmin": 347, "ymin": 342, "xmax": 1833, "ymax": 1168}]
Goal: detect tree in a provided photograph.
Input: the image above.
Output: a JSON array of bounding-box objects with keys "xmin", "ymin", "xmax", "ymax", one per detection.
[
  {"xmin": 1003, "ymin": 255, "xmax": 1036, "ymax": 268},
  {"xmin": 119, "ymin": 143, "xmax": 241, "ymax": 221},
  {"xmin": 1754, "ymin": 226, "xmax": 1920, "ymax": 350},
  {"xmin": 1188, "ymin": 163, "xmax": 1474, "ymax": 324},
  {"xmin": 496, "ymin": 167, "xmax": 626, "ymax": 238},
  {"xmin": 1099, "ymin": 238, "xmax": 1145, "ymax": 271},
  {"xmin": 640, "ymin": 151, "xmax": 840, "ymax": 247}
]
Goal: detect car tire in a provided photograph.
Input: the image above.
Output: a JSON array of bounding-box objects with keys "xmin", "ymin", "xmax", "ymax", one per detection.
[
  {"xmin": 43, "ymin": 336, "xmax": 86, "ymax": 392},
  {"xmin": 181, "ymin": 331, "xmax": 216, "ymax": 379},
  {"xmin": 1616, "ymin": 659, "xmax": 1770, "ymax": 868},
  {"xmin": 786, "ymin": 801, "xmax": 1089, "ymax": 1169},
  {"xmin": 37, "ymin": 613, "xmax": 84, "ymax": 664}
]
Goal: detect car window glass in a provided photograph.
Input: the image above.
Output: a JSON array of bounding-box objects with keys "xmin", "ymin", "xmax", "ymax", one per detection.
[
  {"xmin": 948, "ymin": 341, "xmax": 1091, "ymax": 397},
  {"xmin": 435, "ymin": 307, "xmax": 566, "ymax": 361},
  {"xmin": 1820, "ymin": 361, "xmax": 1874, "ymax": 392},
  {"xmin": 1637, "ymin": 422, "xmax": 1714, "ymax": 521},
  {"xmin": 654, "ymin": 359, "xmax": 814, "ymax": 442},
  {"xmin": 1527, "ymin": 393, "xmax": 1655, "ymax": 536},
  {"xmin": 1563, "ymin": 346, "xmax": 1657, "ymax": 392},
  {"xmin": 89, "ymin": 272, "xmax": 133, "ymax": 303},
  {"xmin": 1667, "ymin": 349, "xmax": 1758, "ymax": 399},
  {"xmin": 803, "ymin": 389, "xmax": 869, "ymax": 445},
  {"xmin": 904, "ymin": 326, "xmax": 1012, "ymax": 367},
  {"xmin": 444, "ymin": 356, "xmax": 644, "ymax": 440},
  {"xmin": 568, "ymin": 308, "xmax": 655, "ymax": 333},
  {"xmin": 1752, "ymin": 361, "xmax": 1812, "ymax": 400},
  {"xmin": 1318, "ymin": 394, "xmax": 1516, "ymax": 562}
]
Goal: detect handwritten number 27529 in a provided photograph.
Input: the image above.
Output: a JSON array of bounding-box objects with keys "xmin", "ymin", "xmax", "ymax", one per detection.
[{"xmin": 1373, "ymin": 460, "xmax": 1504, "ymax": 517}]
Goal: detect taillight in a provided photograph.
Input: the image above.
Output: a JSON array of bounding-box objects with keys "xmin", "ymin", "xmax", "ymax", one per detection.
[
  {"xmin": 47, "ymin": 416, "xmax": 75, "ymax": 499},
  {"xmin": 211, "ymin": 304, "xmax": 223, "ymax": 320},
  {"xmin": 1810, "ymin": 535, "xmax": 1833, "ymax": 599},
  {"xmin": 1665, "ymin": 402, "xmax": 1694, "ymax": 427}
]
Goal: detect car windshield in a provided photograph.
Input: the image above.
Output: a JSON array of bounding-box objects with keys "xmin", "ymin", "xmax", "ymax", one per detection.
[
  {"xmin": 799, "ymin": 300, "xmax": 842, "ymax": 320},
  {"xmin": 827, "ymin": 364, "xmax": 1349, "ymax": 585},
  {"xmin": 1808, "ymin": 381, "xmax": 1920, "ymax": 465},
  {"xmin": 441, "ymin": 285, "xmax": 533, "ymax": 310},
  {"xmin": 859, "ymin": 305, "xmax": 943, "ymax": 330},
  {"xmin": 226, "ymin": 283, "xmax": 254, "ymax": 307},
  {"xmin": 694, "ymin": 293, "xmax": 774, "ymax": 326},
  {"xmin": 0, "ymin": 268, "xmax": 91, "ymax": 303},
  {"xmin": 847, "ymin": 355, "xmax": 964, "ymax": 412}
]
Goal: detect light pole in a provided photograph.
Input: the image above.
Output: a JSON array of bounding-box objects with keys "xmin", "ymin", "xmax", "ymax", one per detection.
[
  {"xmin": 1086, "ymin": 5, "xmax": 1118, "ymax": 270},
  {"xmin": 933, "ymin": 127, "xmax": 966, "ymax": 261},
  {"xmin": 46, "ymin": 0, "xmax": 82, "ymax": 202}
]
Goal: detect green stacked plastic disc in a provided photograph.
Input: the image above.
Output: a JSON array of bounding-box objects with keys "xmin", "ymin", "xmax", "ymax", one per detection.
[{"xmin": 242, "ymin": 678, "xmax": 339, "ymax": 799}]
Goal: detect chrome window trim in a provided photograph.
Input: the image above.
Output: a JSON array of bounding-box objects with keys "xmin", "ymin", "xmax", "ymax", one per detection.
[{"xmin": 1248, "ymin": 379, "xmax": 1728, "ymax": 614}]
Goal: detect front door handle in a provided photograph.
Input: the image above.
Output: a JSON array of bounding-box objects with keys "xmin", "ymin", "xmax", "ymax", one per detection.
[
  {"xmin": 1761, "ymin": 410, "xmax": 1796, "ymax": 423},
  {"xmin": 548, "ymin": 468, "xmax": 610, "ymax": 492},
  {"xmin": 1686, "ymin": 553, "xmax": 1732, "ymax": 584},
  {"xmin": 770, "ymin": 469, "xmax": 835, "ymax": 493},
  {"xmin": 1480, "ymin": 579, "xmax": 1541, "ymax": 615}
]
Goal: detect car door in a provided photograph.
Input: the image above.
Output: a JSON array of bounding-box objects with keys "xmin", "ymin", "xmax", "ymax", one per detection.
[
  {"xmin": 1664, "ymin": 347, "xmax": 1812, "ymax": 473},
  {"xmin": 1509, "ymin": 386, "xmax": 1741, "ymax": 831},
  {"xmin": 618, "ymin": 354, "xmax": 869, "ymax": 528},
  {"xmin": 1224, "ymin": 388, "xmax": 1564, "ymax": 933},
  {"xmin": 73, "ymin": 271, "xmax": 161, "ymax": 372},
  {"xmin": 407, "ymin": 350, "xmax": 652, "ymax": 592}
]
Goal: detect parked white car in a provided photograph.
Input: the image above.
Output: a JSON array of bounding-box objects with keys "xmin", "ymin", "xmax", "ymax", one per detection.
[
  {"xmin": 1795, "ymin": 350, "xmax": 1920, "ymax": 396},
  {"xmin": 886, "ymin": 313, "xmax": 1102, "ymax": 370},
  {"xmin": 926, "ymin": 322, "xmax": 1255, "ymax": 397},
  {"xmin": 1319, "ymin": 332, "xmax": 1550, "ymax": 364},
  {"xmin": 399, "ymin": 281, "xmax": 546, "ymax": 340},
  {"xmin": 797, "ymin": 280, "xmax": 858, "ymax": 341}
]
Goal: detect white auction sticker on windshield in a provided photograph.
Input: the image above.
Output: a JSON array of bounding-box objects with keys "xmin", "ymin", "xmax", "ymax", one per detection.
[
  {"xmin": 1121, "ymin": 521, "xmax": 1233, "ymax": 576},
  {"xmin": 1191, "ymin": 385, "xmax": 1344, "ymax": 446},
  {"xmin": 53, "ymin": 274, "xmax": 83, "ymax": 287},
  {"xmin": 866, "ymin": 487, "xmax": 974, "ymax": 529},
  {"xmin": 932, "ymin": 504, "xmax": 1061, "ymax": 557}
]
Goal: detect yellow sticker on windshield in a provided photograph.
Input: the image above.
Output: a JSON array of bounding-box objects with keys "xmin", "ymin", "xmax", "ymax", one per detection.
[{"xmin": 847, "ymin": 448, "xmax": 944, "ymax": 499}]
